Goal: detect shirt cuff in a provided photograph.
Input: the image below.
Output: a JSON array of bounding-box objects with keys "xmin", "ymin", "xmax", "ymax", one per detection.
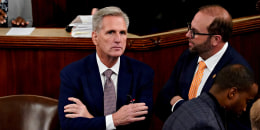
[
  {"xmin": 171, "ymin": 99, "xmax": 184, "ymax": 112},
  {"xmin": 106, "ymin": 114, "xmax": 116, "ymax": 130}
]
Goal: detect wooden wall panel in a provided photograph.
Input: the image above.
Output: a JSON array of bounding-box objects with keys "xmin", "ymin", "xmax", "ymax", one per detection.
[
  {"xmin": 229, "ymin": 31, "xmax": 260, "ymax": 84},
  {"xmin": 31, "ymin": 0, "xmax": 66, "ymax": 27},
  {"xmin": 0, "ymin": 49, "xmax": 96, "ymax": 99}
]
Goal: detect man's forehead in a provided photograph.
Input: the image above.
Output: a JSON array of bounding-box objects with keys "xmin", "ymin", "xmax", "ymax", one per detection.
[{"xmin": 192, "ymin": 12, "xmax": 214, "ymax": 30}]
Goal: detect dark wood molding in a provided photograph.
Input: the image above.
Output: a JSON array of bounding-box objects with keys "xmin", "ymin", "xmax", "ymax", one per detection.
[
  {"xmin": 0, "ymin": 36, "xmax": 95, "ymax": 50},
  {"xmin": 0, "ymin": 15, "xmax": 259, "ymax": 50}
]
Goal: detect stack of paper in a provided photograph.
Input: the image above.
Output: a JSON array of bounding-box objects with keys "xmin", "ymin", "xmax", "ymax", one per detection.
[{"xmin": 69, "ymin": 15, "xmax": 93, "ymax": 38}]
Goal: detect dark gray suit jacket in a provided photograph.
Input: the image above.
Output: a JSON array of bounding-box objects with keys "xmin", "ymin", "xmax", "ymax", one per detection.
[{"xmin": 163, "ymin": 92, "xmax": 225, "ymax": 130}]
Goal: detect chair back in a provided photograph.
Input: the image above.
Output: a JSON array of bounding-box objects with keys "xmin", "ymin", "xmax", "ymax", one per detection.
[{"xmin": 0, "ymin": 95, "xmax": 59, "ymax": 130}]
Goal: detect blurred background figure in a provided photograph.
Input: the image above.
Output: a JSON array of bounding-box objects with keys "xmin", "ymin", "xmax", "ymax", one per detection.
[
  {"xmin": 257, "ymin": 0, "xmax": 260, "ymax": 12},
  {"xmin": 0, "ymin": 0, "xmax": 32, "ymax": 27}
]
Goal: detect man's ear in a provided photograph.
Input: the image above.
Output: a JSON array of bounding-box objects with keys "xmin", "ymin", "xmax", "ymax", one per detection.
[
  {"xmin": 212, "ymin": 35, "xmax": 222, "ymax": 46},
  {"xmin": 227, "ymin": 87, "xmax": 238, "ymax": 99},
  {"xmin": 214, "ymin": 35, "xmax": 222, "ymax": 42},
  {"xmin": 92, "ymin": 31, "xmax": 98, "ymax": 46}
]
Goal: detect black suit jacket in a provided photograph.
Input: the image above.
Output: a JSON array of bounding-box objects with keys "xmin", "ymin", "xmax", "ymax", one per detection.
[{"xmin": 58, "ymin": 53, "xmax": 154, "ymax": 130}]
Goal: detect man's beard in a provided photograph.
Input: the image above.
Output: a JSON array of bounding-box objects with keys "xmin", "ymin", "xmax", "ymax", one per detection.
[{"xmin": 189, "ymin": 36, "xmax": 212, "ymax": 55}]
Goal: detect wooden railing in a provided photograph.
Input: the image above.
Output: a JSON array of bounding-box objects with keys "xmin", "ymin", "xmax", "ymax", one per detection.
[{"xmin": 1, "ymin": 15, "xmax": 259, "ymax": 50}]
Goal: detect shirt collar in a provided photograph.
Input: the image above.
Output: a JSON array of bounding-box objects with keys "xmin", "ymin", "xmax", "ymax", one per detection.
[
  {"xmin": 198, "ymin": 42, "xmax": 228, "ymax": 71},
  {"xmin": 96, "ymin": 53, "xmax": 120, "ymax": 75}
]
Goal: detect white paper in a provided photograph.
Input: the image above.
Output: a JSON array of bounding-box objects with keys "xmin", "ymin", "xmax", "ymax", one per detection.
[
  {"xmin": 6, "ymin": 27, "xmax": 35, "ymax": 36},
  {"xmin": 69, "ymin": 15, "xmax": 93, "ymax": 38},
  {"xmin": 69, "ymin": 15, "xmax": 92, "ymax": 26},
  {"xmin": 71, "ymin": 29, "xmax": 92, "ymax": 38},
  {"xmin": 80, "ymin": 15, "xmax": 92, "ymax": 24}
]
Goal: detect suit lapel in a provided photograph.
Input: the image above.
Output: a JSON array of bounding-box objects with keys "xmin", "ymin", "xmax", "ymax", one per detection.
[
  {"xmin": 181, "ymin": 54, "xmax": 198, "ymax": 99},
  {"xmin": 85, "ymin": 53, "xmax": 104, "ymax": 115},
  {"xmin": 117, "ymin": 56, "xmax": 132, "ymax": 109}
]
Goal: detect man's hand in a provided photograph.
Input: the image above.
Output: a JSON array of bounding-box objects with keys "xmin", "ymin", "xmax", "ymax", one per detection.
[
  {"xmin": 11, "ymin": 16, "xmax": 29, "ymax": 27},
  {"xmin": 112, "ymin": 103, "xmax": 148, "ymax": 126},
  {"xmin": 91, "ymin": 8, "xmax": 98, "ymax": 15},
  {"xmin": 0, "ymin": 9, "xmax": 7, "ymax": 24},
  {"xmin": 64, "ymin": 97, "xmax": 94, "ymax": 118},
  {"xmin": 170, "ymin": 95, "xmax": 183, "ymax": 106}
]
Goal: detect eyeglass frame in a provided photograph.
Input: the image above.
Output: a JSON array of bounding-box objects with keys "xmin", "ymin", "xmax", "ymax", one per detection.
[{"xmin": 187, "ymin": 22, "xmax": 216, "ymax": 39}]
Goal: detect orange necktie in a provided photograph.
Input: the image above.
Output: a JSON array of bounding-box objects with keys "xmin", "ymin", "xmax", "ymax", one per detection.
[{"xmin": 188, "ymin": 61, "xmax": 207, "ymax": 100}]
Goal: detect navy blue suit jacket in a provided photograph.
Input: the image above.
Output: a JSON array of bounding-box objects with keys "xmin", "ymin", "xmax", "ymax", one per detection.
[
  {"xmin": 58, "ymin": 53, "xmax": 154, "ymax": 130},
  {"xmin": 163, "ymin": 92, "xmax": 225, "ymax": 130},
  {"xmin": 155, "ymin": 45, "xmax": 252, "ymax": 129}
]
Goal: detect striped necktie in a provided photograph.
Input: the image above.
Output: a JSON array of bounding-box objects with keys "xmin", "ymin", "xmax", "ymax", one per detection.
[
  {"xmin": 103, "ymin": 69, "xmax": 117, "ymax": 115},
  {"xmin": 188, "ymin": 61, "xmax": 206, "ymax": 99}
]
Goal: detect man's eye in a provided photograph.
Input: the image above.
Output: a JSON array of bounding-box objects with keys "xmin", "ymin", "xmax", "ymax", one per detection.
[
  {"xmin": 108, "ymin": 31, "xmax": 114, "ymax": 34},
  {"xmin": 107, "ymin": 30, "xmax": 116, "ymax": 34},
  {"xmin": 191, "ymin": 29, "xmax": 197, "ymax": 33},
  {"xmin": 120, "ymin": 31, "xmax": 126, "ymax": 35}
]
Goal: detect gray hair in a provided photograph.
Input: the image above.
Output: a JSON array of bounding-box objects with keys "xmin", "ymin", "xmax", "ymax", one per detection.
[{"xmin": 92, "ymin": 6, "xmax": 129, "ymax": 32}]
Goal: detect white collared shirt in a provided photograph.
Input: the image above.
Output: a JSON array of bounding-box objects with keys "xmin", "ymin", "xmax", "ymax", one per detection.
[
  {"xmin": 96, "ymin": 53, "xmax": 120, "ymax": 130},
  {"xmin": 196, "ymin": 42, "xmax": 228, "ymax": 97}
]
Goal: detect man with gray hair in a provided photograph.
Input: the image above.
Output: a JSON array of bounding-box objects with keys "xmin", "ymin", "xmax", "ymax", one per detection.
[{"xmin": 58, "ymin": 6, "xmax": 154, "ymax": 130}]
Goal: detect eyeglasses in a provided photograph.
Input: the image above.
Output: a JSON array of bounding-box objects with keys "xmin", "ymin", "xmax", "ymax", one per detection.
[{"xmin": 187, "ymin": 23, "xmax": 215, "ymax": 39}]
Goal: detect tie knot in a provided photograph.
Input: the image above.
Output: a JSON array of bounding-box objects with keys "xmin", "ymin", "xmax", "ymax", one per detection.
[
  {"xmin": 198, "ymin": 61, "xmax": 206, "ymax": 69},
  {"xmin": 103, "ymin": 69, "xmax": 113, "ymax": 78}
]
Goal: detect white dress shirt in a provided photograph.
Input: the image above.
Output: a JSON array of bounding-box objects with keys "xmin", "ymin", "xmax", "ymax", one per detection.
[{"xmin": 196, "ymin": 42, "xmax": 228, "ymax": 96}]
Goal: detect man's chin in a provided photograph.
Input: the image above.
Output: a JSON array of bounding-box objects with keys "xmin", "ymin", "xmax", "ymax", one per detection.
[
  {"xmin": 110, "ymin": 52, "xmax": 123, "ymax": 57},
  {"xmin": 188, "ymin": 43, "xmax": 195, "ymax": 51},
  {"xmin": 188, "ymin": 47, "xmax": 197, "ymax": 54}
]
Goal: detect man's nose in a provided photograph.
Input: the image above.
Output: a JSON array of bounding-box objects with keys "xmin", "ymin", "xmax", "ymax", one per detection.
[
  {"xmin": 186, "ymin": 30, "xmax": 191, "ymax": 38},
  {"xmin": 114, "ymin": 33, "xmax": 121, "ymax": 42}
]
